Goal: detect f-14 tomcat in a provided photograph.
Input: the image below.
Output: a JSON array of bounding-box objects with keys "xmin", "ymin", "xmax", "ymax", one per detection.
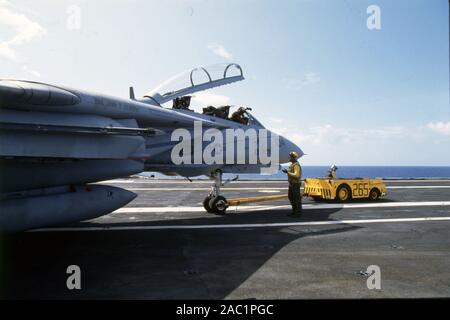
[{"xmin": 0, "ymin": 63, "xmax": 303, "ymax": 232}]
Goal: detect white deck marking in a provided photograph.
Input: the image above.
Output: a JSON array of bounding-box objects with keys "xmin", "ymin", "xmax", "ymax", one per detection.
[
  {"xmin": 382, "ymin": 180, "xmax": 450, "ymax": 183},
  {"xmin": 98, "ymin": 180, "xmax": 288, "ymax": 184},
  {"xmin": 124, "ymin": 186, "xmax": 450, "ymax": 191},
  {"xmin": 127, "ymin": 187, "xmax": 287, "ymax": 191},
  {"xmin": 388, "ymin": 186, "xmax": 450, "ymax": 189},
  {"xmin": 112, "ymin": 201, "xmax": 450, "ymax": 214},
  {"xmin": 32, "ymin": 216, "xmax": 450, "ymax": 232},
  {"xmin": 98, "ymin": 179, "xmax": 450, "ymax": 184}
]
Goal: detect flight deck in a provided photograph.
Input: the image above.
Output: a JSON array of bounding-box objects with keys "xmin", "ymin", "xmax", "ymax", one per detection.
[{"xmin": 1, "ymin": 178, "xmax": 450, "ymax": 299}]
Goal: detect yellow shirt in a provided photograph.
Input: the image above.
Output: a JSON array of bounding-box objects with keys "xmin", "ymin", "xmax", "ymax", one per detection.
[{"xmin": 288, "ymin": 162, "xmax": 301, "ymax": 185}]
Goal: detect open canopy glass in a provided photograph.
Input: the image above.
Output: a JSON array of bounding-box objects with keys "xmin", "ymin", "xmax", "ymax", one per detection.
[{"xmin": 144, "ymin": 63, "xmax": 244, "ymax": 105}]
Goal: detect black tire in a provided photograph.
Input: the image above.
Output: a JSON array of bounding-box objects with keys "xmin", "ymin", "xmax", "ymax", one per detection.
[
  {"xmin": 336, "ymin": 184, "xmax": 352, "ymax": 202},
  {"xmin": 369, "ymin": 188, "xmax": 380, "ymax": 201},
  {"xmin": 209, "ymin": 196, "xmax": 228, "ymax": 214},
  {"xmin": 203, "ymin": 196, "xmax": 215, "ymax": 213}
]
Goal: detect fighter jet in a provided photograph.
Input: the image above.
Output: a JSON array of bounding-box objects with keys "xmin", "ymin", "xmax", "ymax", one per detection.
[{"xmin": 0, "ymin": 63, "xmax": 303, "ymax": 232}]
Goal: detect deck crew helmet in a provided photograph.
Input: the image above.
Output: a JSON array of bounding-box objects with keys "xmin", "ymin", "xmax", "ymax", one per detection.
[{"xmin": 289, "ymin": 151, "xmax": 299, "ymax": 161}]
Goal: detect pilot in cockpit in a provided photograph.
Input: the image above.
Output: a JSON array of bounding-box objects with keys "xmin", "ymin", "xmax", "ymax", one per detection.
[
  {"xmin": 231, "ymin": 107, "xmax": 252, "ymax": 125},
  {"xmin": 172, "ymin": 96, "xmax": 193, "ymax": 111}
]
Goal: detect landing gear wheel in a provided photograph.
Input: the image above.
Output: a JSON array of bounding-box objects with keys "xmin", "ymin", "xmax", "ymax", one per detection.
[
  {"xmin": 336, "ymin": 185, "xmax": 352, "ymax": 203},
  {"xmin": 203, "ymin": 195, "xmax": 215, "ymax": 213},
  {"xmin": 209, "ymin": 196, "xmax": 228, "ymax": 214},
  {"xmin": 369, "ymin": 188, "xmax": 380, "ymax": 201}
]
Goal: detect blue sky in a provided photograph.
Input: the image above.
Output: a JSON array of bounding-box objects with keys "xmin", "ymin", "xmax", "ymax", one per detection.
[{"xmin": 1, "ymin": 0, "xmax": 449, "ymax": 165}]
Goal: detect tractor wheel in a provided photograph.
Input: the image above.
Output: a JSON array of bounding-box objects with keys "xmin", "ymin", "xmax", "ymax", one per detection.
[
  {"xmin": 369, "ymin": 188, "xmax": 380, "ymax": 201},
  {"xmin": 336, "ymin": 185, "xmax": 352, "ymax": 202}
]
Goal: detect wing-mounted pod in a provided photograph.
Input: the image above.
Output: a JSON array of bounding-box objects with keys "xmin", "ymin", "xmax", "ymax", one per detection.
[{"xmin": 140, "ymin": 63, "xmax": 244, "ymax": 106}]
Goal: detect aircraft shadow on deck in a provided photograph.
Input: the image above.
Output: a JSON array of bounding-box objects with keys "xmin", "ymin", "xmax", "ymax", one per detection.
[{"xmin": 0, "ymin": 207, "xmax": 363, "ymax": 299}]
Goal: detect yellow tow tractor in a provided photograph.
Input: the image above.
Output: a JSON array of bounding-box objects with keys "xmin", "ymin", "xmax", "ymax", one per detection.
[
  {"xmin": 303, "ymin": 165, "xmax": 387, "ymax": 202},
  {"xmin": 206, "ymin": 166, "xmax": 386, "ymax": 214}
]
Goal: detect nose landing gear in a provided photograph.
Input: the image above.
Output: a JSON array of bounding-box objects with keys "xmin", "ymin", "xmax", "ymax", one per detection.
[{"xmin": 203, "ymin": 170, "xmax": 235, "ymax": 214}]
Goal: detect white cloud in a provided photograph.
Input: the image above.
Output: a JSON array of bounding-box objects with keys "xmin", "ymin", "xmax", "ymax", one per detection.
[
  {"xmin": 427, "ymin": 121, "xmax": 450, "ymax": 136},
  {"xmin": 272, "ymin": 124, "xmax": 410, "ymax": 147},
  {"xmin": 21, "ymin": 64, "xmax": 40, "ymax": 77},
  {"xmin": 284, "ymin": 72, "xmax": 321, "ymax": 90},
  {"xmin": 192, "ymin": 92, "xmax": 231, "ymax": 106},
  {"xmin": 207, "ymin": 43, "xmax": 233, "ymax": 60},
  {"xmin": 302, "ymin": 72, "xmax": 320, "ymax": 85},
  {"xmin": 0, "ymin": 42, "xmax": 15, "ymax": 60},
  {"xmin": 271, "ymin": 124, "xmax": 436, "ymax": 165},
  {"xmin": 0, "ymin": 1, "xmax": 46, "ymax": 60},
  {"xmin": 268, "ymin": 117, "xmax": 284, "ymax": 124}
]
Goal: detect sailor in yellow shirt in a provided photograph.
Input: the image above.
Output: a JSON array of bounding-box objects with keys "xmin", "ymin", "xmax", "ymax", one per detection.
[{"xmin": 282, "ymin": 151, "xmax": 302, "ymax": 216}]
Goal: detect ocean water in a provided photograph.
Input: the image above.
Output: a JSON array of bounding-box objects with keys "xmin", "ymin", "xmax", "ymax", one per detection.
[{"xmin": 141, "ymin": 166, "xmax": 450, "ymax": 180}]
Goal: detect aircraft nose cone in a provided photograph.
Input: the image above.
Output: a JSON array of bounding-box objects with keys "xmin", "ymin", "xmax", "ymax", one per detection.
[
  {"xmin": 279, "ymin": 137, "xmax": 304, "ymax": 163},
  {"xmin": 0, "ymin": 80, "xmax": 25, "ymax": 103}
]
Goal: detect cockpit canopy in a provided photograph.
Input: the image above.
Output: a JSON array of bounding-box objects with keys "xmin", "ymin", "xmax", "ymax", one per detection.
[
  {"xmin": 140, "ymin": 63, "xmax": 264, "ymax": 127},
  {"xmin": 143, "ymin": 63, "xmax": 244, "ymax": 106}
]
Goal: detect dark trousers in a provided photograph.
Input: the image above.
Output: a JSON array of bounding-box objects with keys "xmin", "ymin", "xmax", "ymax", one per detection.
[{"xmin": 288, "ymin": 183, "xmax": 302, "ymax": 214}]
